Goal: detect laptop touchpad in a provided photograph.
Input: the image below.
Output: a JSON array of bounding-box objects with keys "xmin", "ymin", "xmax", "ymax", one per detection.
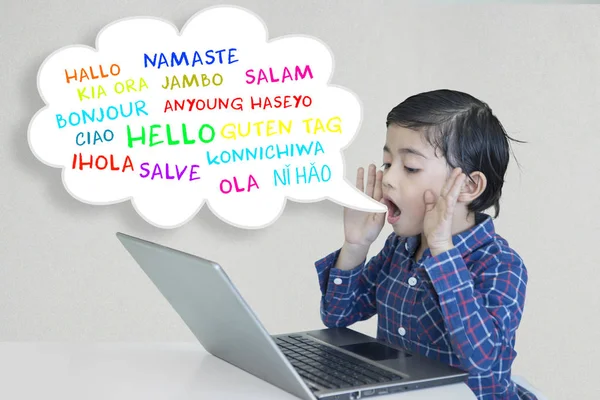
[{"xmin": 340, "ymin": 342, "xmax": 406, "ymax": 361}]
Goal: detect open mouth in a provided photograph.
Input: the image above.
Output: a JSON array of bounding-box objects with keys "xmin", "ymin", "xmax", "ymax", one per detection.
[{"xmin": 382, "ymin": 196, "xmax": 401, "ymax": 224}]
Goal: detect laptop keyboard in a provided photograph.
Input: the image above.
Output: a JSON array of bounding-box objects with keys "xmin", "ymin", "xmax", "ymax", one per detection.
[{"xmin": 275, "ymin": 335, "xmax": 403, "ymax": 390}]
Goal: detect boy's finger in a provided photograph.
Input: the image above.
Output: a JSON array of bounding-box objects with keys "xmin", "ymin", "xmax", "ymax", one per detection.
[
  {"xmin": 366, "ymin": 164, "xmax": 376, "ymax": 197},
  {"xmin": 373, "ymin": 170, "xmax": 383, "ymax": 201},
  {"xmin": 356, "ymin": 167, "xmax": 364, "ymax": 192},
  {"xmin": 446, "ymin": 173, "xmax": 466, "ymax": 207},
  {"xmin": 423, "ymin": 190, "xmax": 437, "ymax": 213},
  {"xmin": 441, "ymin": 167, "xmax": 462, "ymax": 198}
]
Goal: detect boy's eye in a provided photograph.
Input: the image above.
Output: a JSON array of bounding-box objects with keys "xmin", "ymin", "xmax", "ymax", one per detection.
[
  {"xmin": 381, "ymin": 163, "xmax": 391, "ymax": 170},
  {"xmin": 405, "ymin": 167, "xmax": 420, "ymax": 173}
]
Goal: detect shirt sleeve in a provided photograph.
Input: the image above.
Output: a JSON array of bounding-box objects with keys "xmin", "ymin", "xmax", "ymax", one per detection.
[
  {"xmin": 314, "ymin": 233, "xmax": 397, "ymax": 328},
  {"xmin": 422, "ymin": 246, "xmax": 528, "ymax": 373}
]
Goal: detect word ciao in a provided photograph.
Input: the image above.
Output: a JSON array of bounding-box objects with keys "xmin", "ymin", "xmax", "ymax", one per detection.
[{"xmin": 75, "ymin": 129, "xmax": 114, "ymax": 146}]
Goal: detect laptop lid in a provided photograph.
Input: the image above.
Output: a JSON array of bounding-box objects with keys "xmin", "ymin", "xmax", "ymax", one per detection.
[{"xmin": 116, "ymin": 232, "xmax": 314, "ymax": 400}]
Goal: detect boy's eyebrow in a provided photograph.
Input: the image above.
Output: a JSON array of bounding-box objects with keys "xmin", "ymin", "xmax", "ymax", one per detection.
[{"xmin": 383, "ymin": 145, "xmax": 428, "ymax": 159}]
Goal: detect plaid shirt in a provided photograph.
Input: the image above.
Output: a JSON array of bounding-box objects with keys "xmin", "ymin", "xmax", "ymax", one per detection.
[{"xmin": 315, "ymin": 213, "xmax": 536, "ymax": 400}]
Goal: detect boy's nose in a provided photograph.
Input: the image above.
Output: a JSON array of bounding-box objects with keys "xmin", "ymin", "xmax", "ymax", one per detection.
[
  {"xmin": 382, "ymin": 176, "xmax": 394, "ymax": 190},
  {"xmin": 382, "ymin": 170, "xmax": 398, "ymax": 190}
]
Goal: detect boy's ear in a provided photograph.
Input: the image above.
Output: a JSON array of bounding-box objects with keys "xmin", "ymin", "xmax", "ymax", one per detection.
[{"xmin": 458, "ymin": 171, "xmax": 487, "ymax": 203}]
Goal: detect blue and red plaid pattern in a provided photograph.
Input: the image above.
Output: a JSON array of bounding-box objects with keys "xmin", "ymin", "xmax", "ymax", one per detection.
[{"xmin": 315, "ymin": 213, "xmax": 536, "ymax": 400}]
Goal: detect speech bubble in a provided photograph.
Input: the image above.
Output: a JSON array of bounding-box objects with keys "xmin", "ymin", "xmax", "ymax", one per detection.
[{"xmin": 28, "ymin": 5, "xmax": 386, "ymax": 229}]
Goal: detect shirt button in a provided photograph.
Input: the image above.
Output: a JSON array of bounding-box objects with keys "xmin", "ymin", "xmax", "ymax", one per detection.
[
  {"xmin": 333, "ymin": 278, "xmax": 342, "ymax": 285},
  {"xmin": 397, "ymin": 327, "xmax": 406, "ymax": 336},
  {"xmin": 408, "ymin": 277, "xmax": 417, "ymax": 286},
  {"xmin": 405, "ymin": 242, "xmax": 409, "ymax": 251}
]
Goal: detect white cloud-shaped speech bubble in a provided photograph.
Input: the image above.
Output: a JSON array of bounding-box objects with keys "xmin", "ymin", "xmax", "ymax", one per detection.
[{"xmin": 28, "ymin": 5, "xmax": 386, "ymax": 229}]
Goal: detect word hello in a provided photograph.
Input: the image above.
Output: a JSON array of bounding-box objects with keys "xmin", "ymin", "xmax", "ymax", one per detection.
[{"xmin": 126, "ymin": 123, "xmax": 215, "ymax": 148}]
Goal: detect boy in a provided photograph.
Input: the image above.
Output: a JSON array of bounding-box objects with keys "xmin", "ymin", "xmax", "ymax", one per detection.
[{"xmin": 314, "ymin": 89, "xmax": 535, "ymax": 399}]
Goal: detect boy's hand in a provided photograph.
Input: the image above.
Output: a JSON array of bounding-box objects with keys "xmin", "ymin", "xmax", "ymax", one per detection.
[
  {"xmin": 423, "ymin": 167, "xmax": 467, "ymax": 256},
  {"xmin": 343, "ymin": 164, "xmax": 386, "ymax": 247}
]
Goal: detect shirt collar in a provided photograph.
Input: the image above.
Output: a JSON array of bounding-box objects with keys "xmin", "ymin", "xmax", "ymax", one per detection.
[{"xmin": 403, "ymin": 212, "xmax": 496, "ymax": 260}]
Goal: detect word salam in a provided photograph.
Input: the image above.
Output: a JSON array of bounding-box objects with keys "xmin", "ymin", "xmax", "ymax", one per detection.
[{"xmin": 245, "ymin": 65, "xmax": 313, "ymax": 85}]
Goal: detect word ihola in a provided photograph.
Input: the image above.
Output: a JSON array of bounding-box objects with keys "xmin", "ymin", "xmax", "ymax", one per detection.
[{"xmin": 71, "ymin": 153, "xmax": 133, "ymax": 172}]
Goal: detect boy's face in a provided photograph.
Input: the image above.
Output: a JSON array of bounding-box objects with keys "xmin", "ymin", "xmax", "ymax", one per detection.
[{"xmin": 381, "ymin": 125, "xmax": 451, "ymax": 237}]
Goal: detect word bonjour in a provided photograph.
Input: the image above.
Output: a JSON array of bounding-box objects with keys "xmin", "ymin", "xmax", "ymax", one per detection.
[{"xmin": 56, "ymin": 101, "xmax": 148, "ymax": 129}]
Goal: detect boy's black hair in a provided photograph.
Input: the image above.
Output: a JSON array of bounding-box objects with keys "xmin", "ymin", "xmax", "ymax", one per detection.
[{"xmin": 386, "ymin": 89, "xmax": 524, "ymax": 218}]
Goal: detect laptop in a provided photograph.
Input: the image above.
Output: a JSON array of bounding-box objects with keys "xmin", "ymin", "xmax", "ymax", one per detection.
[{"xmin": 116, "ymin": 232, "xmax": 468, "ymax": 400}]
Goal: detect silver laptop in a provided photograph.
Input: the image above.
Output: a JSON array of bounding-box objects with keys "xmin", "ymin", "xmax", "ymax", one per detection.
[{"xmin": 116, "ymin": 232, "xmax": 467, "ymax": 400}]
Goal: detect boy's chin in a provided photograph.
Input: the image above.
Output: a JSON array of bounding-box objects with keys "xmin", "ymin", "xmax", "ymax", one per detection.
[{"xmin": 390, "ymin": 222, "xmax": 422, "ymax": 238}]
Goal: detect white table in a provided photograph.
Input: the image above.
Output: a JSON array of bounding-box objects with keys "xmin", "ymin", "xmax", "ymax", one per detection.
[{"xmin": 0, "ymin": 343, "xmax": 475, "ymax": 399}]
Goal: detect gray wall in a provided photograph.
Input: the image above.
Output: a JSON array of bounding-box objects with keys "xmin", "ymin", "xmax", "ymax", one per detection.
[{"xmin": 3, "ymin": 1, "xmax": 599, "ymax": 399}]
